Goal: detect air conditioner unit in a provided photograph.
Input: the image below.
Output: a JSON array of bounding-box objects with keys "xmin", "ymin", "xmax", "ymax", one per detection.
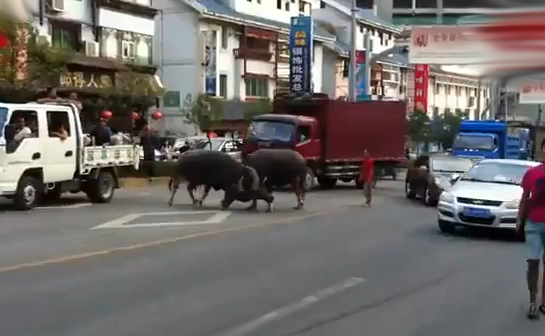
[
  {"xmin": 85, "ymin": 41, "xmax": 99, "ymax": 57},
  {"xmin": 47, "ymin": 0, "xmax": 65, "ymax": 12}
]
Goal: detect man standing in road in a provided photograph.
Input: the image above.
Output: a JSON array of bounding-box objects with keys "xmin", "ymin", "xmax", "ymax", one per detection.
[
  {"xmin": 517, "ymin": 138, "xmax": 545, "ymax": 319},
  {"xmin": 359, "ymin": 149, "xmax": 374, "ymax": 207}
]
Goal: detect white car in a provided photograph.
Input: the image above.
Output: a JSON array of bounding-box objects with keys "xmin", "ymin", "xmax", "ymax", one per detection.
[{"xmin": 437, "ymin": 159, "xmax": 540, "ymax": 233}]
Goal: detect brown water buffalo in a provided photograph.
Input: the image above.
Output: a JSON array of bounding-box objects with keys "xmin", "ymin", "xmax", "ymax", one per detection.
[
  {"xmin": 243, "ymin": 149, "xmax": 307, "ymax": 211},
  {"xmin": 167, "ymin": 150, "xmax": 272, "ymax": 209}
]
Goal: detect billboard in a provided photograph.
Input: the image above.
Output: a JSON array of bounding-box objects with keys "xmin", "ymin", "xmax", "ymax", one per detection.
[{"xmin": 289, "ymin": 16, "xmax": 313, "ymax": 94}]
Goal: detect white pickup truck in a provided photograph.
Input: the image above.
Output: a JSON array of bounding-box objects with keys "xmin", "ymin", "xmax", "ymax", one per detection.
[{"xmin": 0, "ymin": 101, "xmax": 140, "ymax": 210}]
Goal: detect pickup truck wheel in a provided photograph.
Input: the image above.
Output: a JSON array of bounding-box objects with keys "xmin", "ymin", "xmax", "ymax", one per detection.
[
  {"xmin": 13, "ymin": 176, "xmax": 41, "ymax": 210},
  {"xmin": 86, "ymin": 171, "xmax": 115, "ymax": 203},
  {"xmin": 303, "ymin": 168, "xmax": 315, "ymax": 191},
  {"xmin": 318, "ymin": 177, "xmax": 337, "ymax": 189}
]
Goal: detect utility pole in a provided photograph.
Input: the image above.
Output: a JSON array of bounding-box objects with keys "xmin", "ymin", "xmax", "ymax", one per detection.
[
  {"xmin": 348, "ymin": 0, "xmax": 357, "ymax": 101},
  {"xmin": 436, "ymin": 0, "xmax": 443, "ymax": 25},
  {"xmin": 363, "ymin": 31, "xmax": 371, "ymax": 99}
]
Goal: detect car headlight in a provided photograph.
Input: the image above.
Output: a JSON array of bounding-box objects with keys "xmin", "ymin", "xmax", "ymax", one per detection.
[
  {"xmin": 439, "ymin": 192, "xmax": 454, "ymax": 203},
  {"xmin": 503, "ymin": 199, "xmax": 519, "ymax": 209}
]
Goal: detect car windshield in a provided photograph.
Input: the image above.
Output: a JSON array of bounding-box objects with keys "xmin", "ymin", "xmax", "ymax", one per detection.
[
  {"xmin": 0, "ymin": 107, "xmax": 7, "ymax": 137},
  {"xmin": 452, "ymin": 134, "xmax": 495, "ymax": 150},
  {"xmin": 431, "ymin": 157, "xmax": 474, "ymax": 173},
  {"xmin": 247, "ymin": 120, "xmax": 294, "ymax": 142},
  {"xmin": 459, "ymin": 162, "xmax": 531, "ymax": 185},
  {"xmin": 195, "ymin": 138, "xmax": 224, "ymax": 151}
]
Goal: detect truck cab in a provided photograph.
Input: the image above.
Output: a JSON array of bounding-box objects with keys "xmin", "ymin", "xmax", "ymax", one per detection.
[
  {"xmin": 451, "ymin": 120, "xmax": 529, "ymax": 160},
  {"xmin": 0, "ymin": 102, "xmax": 140, "ymax": 210},
  {"xmin": 243, "ymin": 114, "xmax": 320, "ymax": 160}
]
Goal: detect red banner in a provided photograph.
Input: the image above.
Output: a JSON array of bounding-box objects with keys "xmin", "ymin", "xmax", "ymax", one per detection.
[{"xmin": 413, "ymin": 64, "xmax": 429, "ymax": 113}]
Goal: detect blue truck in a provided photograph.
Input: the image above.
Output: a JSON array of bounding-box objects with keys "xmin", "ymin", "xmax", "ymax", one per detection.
[{"xmin": 451, "ymin": 120, "xmax": 530, "ymax": 160}]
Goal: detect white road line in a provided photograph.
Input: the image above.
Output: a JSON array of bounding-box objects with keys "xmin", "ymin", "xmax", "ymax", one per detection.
[
  {"xmin": 217, "ymin": 277, "xmax": 366, "ymax": 336},
  {"xmin": 90, "ymin": 211, "xmax": 232, "ymax": 229},
  {"xmin": 37, "ymin": 203, "xmax": 92, "ymax": 210}
]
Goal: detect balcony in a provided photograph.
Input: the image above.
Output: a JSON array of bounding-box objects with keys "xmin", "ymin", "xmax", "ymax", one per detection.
[{"xmin": 234, "ymin": 47, "xmax": 273, "ymax": 62}]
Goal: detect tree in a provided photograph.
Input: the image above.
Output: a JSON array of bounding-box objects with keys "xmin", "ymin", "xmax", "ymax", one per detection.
[
  {"xmin": 181, "ymin": 93, "xmax": 223, "ymax": 149},
  {"xmin": 243, "ymin": 99, "xmax": 271, "ymax": 121},
  {"xmin": 0, "ymin": 16, "xmax": 73, "ymax": 93},
  {"xmin": 408, "ymin": 109, "xmax": 431, "ymax": 144},
  {"xmin": 430, "ymin": 112, "xmax": 462, "ymax": 149}
]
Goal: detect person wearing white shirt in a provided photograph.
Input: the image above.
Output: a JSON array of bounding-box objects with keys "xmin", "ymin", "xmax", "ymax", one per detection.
[{"xmin": 13, "ymin": 117, "xmax": 31, "ymax": 142}]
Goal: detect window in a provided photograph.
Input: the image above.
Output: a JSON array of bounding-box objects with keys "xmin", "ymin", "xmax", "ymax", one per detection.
[
  {"xmin": 220, "ymin": 74, "xmax": 227, "ymax": 98},
  {"xmin": 122, "ymin": 40, "xmax": 135, "ymax": 59},
  {"xmin": 379, "ymin": 32, "xmax": 384, "ymax": 45},
  {"xmin": 298, "ymin": 0, "xmax": 305, "ymax": 13},
  {"xmin": 285, "ymin": 1, "xmax": 290, "ymax": 10},
  {"xmin": 245, "ymin": 77, "xmax": 269, "ymax": 98},
  {"xmin": 297, "ymin": 126, "xmax": 310, "ymax": 143},
  {"xmin": 277, "ymin": 0, "xmax": 282, "ymax": 9},
  {"xmin": 51, "ymin": 22, "xmax": 80, "ymax": 51},
  {"xmin": 46, "ymin": 111, "xmax": 71, "ymax": 138},
  {"xmin": 4, "ymin": 110, "xmax": 39, "ymax": 153},
  {"xmin": 320, "ymin": 0, "xmax": 325, "ymax": 8},
  {"xmin": 221, "ymin": 27, "xmax": 228, "ymax": 49}
]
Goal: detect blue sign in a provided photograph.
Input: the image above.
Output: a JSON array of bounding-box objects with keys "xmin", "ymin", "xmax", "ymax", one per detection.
[{"xmin": 289, "ymin": 16, "xmax": 313, "ymax": 94}]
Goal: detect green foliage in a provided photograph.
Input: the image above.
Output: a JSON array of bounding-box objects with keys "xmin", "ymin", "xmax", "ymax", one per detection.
[
  {"xmin": 430, "ymin": 112, "xmax": 462, "ymax": 149},
  {"xmin": 181, "ymin": 94, "xmax": 223, "ymax": 131},
  {"xmin": 243, "ymin": 99, "xmax": 271, "ymax": 121},
  {"xmin": 408, "ymin": 109, "xmax": 431, "ymax": 143},
  {"xmin": 0, "ymin": 17, "xmax": 73, "ymax": 89}
]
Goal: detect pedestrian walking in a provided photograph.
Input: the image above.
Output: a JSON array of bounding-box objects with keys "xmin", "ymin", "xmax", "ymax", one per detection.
[
  {"xmin": 140, "ymin": 122, "xmax": 159, "ymax": 178},
  {"xmin": 359, "ymin": 149, "xmax": 374, "ymax": 207},
  {"xmin": 517, "ymin": 138, "xmax": 545, "ymax": 319}
]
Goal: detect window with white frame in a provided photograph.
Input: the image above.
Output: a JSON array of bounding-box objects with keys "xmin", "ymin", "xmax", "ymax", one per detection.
[
  {"xmin": 245, "ymin": 77, "xmax": 269, "ymax": 98},
  {"xmin": 122, "ymin": 40, "xmax": 135, "ymax": 59}
]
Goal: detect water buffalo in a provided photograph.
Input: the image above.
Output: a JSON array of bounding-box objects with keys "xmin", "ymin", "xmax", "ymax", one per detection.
[
  {"xmin": 167, "ymin": 150, "xmax": 272, "ymax": 209},
  {"xmin": 243, "ymin": 149, "xmax": 307, "ymax": 211}
]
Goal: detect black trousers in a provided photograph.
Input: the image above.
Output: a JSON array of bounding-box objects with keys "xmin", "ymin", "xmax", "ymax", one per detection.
[{"xmin": 143, "ymin": 159, "xmax": 155, "ymax": 177}]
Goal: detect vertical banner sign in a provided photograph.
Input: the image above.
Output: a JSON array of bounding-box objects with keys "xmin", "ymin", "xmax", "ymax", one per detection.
[
  {"xmin": 204, "ymin": 30, "xmax": 217, "ymax": 95},
  {"xmin": 413, "ymin": 64, "xmax": 429, "ymax": 112},
  {"xmin": 355, "ymin": 50, "xmax": 368, "ymax": 101},
  {"xmin": 289, "ymin": 16, "xmax": 313, "ymax": 93}
]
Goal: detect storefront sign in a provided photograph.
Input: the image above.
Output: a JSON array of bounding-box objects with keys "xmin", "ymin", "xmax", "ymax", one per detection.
[
  {"xmin": 289, "ymin": 15, "xmax": 313, "ymax": 94},
  {"xmin": 519, "ymin": 81, "xmax": 545, "ymax": 104},
  {"xmin": 59, "ymin": 71, "xmax": 114, "ymax": 89},
  {"xmin": 413, "ymin": 64, "xmax": 429, "ymax": 113}
]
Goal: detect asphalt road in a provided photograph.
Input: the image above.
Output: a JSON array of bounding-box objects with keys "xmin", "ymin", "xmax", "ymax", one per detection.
[{"xmin": 0, "ymin": 180, "xmax": 543, "ymax": 336}]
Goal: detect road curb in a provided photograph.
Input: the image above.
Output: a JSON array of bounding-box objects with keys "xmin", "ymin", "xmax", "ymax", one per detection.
[{"xmin": 119, "ymin": 177, "xmax": 170, "ymax": 188}]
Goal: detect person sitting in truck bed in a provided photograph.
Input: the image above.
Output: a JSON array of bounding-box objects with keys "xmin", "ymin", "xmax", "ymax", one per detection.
[{"xmin": 90, "ymin": 119, "xmax": 112, "ymax": 146}]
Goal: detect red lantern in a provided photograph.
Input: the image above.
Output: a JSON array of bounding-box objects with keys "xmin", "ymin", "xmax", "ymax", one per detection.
[
  {"xmin": 208, "ymin": 131, "xmax": 217, "ymax": 138},
  {"xmin": 151, "ymin": 111, "xmax": 163, "ymax": 120},
  {"xmin": 131, "ymin": 112, "xmax": 140, "ymax": 120},
  {"xmin": 101, "ymin": 110, "xmax": 112, "ymax": 119}
]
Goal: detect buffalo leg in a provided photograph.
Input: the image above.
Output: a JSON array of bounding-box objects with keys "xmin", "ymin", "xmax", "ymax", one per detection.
[
  {"xmin": 293, "ymin": 176, "xmax": 304, "ymax": 210},
  {"xmin": 245, "ymin": 199, "xmax": 258, "ymax": 211},
  {"xmin": 221, "ymin": 190, "xmax": 236, "ymax": 210},
  {"xmin": 187, "ymin": 183, "xmax": 198, "ymax": 205},
  {"xmin": 198, "ymin": 185, "xmax": 212, "ymax": 207},
  {"xmin": 167, "ymin": 177, "xmax": 180, "ymax": 206}
]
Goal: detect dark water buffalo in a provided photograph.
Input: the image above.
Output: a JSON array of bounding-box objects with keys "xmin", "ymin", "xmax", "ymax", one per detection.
[
  {"xmin": 167, "ymin": 150, "xmax": 272, "ymax": 209},
  {"xmin": 243, "ymin": 149, "xmax": 307, "ymax": 211}
]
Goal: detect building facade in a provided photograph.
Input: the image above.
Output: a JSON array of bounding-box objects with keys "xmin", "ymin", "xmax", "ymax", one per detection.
[{"xmin": 24, "ymin": 0, "xmax": 161, "ymax": 129}]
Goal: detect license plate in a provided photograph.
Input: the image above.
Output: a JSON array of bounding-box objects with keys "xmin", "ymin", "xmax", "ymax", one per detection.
[{"xmin": 463, "ymin": 207, "xmax": 491, "ymax": 218}]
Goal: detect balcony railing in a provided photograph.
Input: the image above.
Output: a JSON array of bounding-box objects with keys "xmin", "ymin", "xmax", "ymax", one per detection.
[{"xmin": 233, "ymin": 47, "xmax": 272, "ymax": 62}]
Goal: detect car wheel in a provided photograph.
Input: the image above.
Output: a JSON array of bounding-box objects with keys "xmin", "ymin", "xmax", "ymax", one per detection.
[
  {"xmin": 438, "ymin": 220, "xmax": 455, "ymax": 234},
  {"xmin": 405, "ymin": 179, "xmax": 415, "ymax": 199}
]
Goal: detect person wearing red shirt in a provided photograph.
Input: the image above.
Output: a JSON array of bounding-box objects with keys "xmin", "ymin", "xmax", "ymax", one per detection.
[
  {"xmin": 359, "ymin": 149, "xmax": 374, "ymax": 207},
  {"xmin": 518, "ymin": 138, "xmax": 545, "ymax": 319}
]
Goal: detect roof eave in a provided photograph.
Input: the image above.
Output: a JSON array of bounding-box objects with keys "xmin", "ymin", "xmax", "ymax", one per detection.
[{"xmin": 201, "ymin": 12, "xmax": 335, "ymax": 43}]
